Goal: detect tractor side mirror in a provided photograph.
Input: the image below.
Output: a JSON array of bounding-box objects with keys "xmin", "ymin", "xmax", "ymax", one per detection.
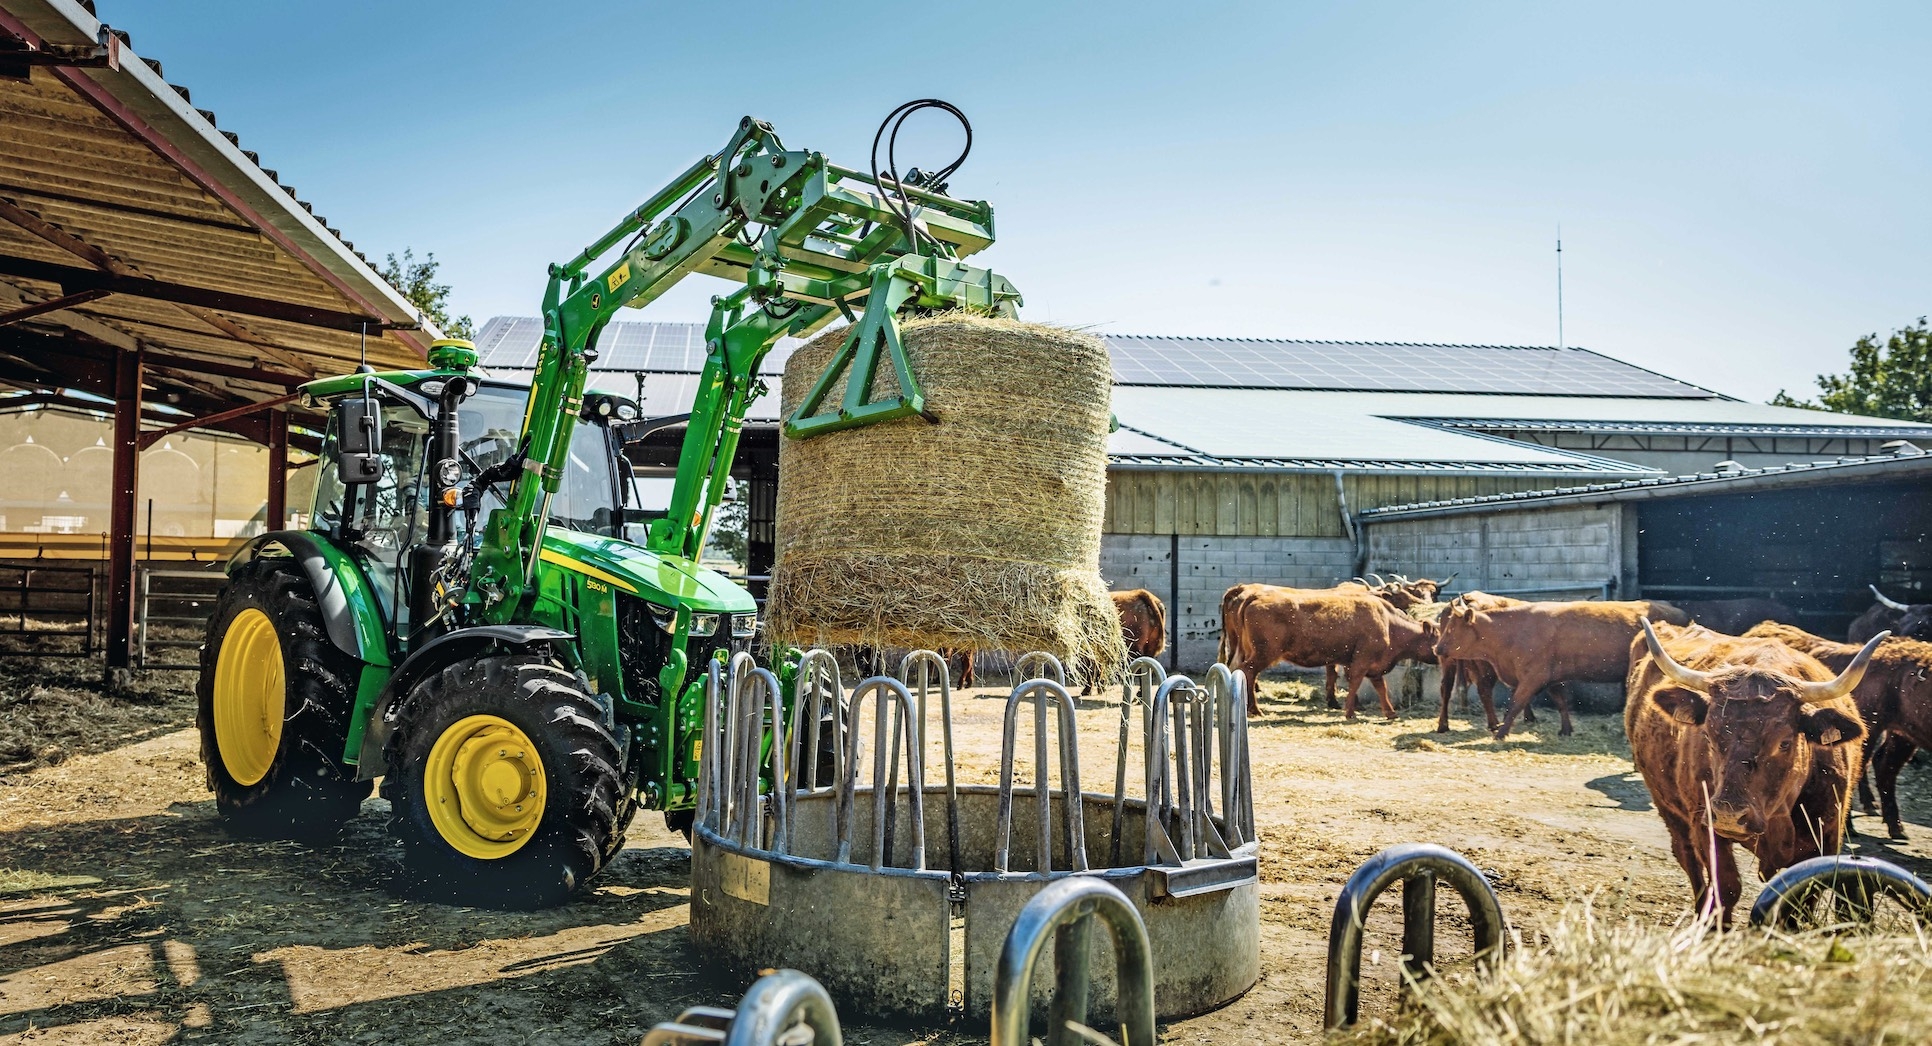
[{"xmin": 337, "ymin": 398, "xmax": 386, "ymax": 486}]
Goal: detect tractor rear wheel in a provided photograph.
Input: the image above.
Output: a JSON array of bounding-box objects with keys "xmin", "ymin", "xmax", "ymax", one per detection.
[
  {"xmin": 196, "ymin": 557, "xmax": 370, "ymax": 841},
  {"xmin": 387, "ymin": 652, "xmax": 626, "ymax": 908}
]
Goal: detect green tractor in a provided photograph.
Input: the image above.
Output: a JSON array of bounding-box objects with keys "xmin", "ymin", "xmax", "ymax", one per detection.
[{"xmin": 196, "ymin": 107, "xmax": 1019, "ymax": 907}]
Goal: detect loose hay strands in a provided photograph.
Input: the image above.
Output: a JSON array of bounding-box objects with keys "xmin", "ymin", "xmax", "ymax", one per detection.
[
  {"xmin": 1335, "ymin": 899, "xmax": 1932, "ymax": 1046},
  {"xmin": 768, "ymin": 314, "xmax": 1126, "ymax": 683},
  {"xmin": 1408, "ymin": 601, "xmax": 1449, "ymax": 624}
]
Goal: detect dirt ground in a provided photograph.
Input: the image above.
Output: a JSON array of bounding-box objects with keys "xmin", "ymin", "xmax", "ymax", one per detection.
[{"xmin": 3, "ymin": 665, "xmax": 1930, "ymax": 1045}]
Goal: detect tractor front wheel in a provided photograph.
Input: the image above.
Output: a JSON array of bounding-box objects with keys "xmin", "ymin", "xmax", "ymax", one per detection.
[
  {"xmin": 387, "ymin": 653, "xmax": 627, "ymax": 908},
  {"xmin": 196, "ymin": 558, "xmax": 370, "ymax": 841}
]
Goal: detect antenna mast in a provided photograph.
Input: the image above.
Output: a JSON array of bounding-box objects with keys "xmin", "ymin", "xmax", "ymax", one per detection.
[{"xmin": 1555, "ymin": 226, "xmax": 1564, "ymax": 350}]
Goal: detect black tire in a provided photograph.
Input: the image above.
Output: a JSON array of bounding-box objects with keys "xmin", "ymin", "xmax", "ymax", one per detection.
[
  {"xmin": 195, "ymin": 557, "xmax": 370, "ymax": 842},
  {"xmin": 386, "ymin": 652, "xmax": 625, "ymax": 908}
]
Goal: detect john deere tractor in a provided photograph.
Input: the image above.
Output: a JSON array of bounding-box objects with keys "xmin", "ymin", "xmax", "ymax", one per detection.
[{"xmin": 196, "ymin": 106, "xmax": 1019, "ymax": 907}]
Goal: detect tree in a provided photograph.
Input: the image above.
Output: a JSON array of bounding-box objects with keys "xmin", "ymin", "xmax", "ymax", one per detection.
[
  {"xmin": 706, "ymin": 497, "xmax": 749, "ymax": 570},
  {"xmin": 1773, "ymin": 318, "xmax": 1932, "ymax": 423},
  {"xmin": 378, "ymin": 249, "xmax": 474, "ymax": 341}
]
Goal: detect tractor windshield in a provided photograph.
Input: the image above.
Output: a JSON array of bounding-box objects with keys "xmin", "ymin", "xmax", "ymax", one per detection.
[{"xmin": 459, "ymin": 385, "xmax": 624, "ymax": 536}]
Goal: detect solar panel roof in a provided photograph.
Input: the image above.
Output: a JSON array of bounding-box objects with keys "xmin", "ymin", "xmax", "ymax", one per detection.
[
  {"xmin": 476, "ymin": 319, "xmax": 1717, "ymax": 400},
  {"xmin": 1101, "ymin": 335, "xmax": 1718, "ymax": 398},
  {"xmin": 474, "ymin": 317, "xmax": 796, "ymax": 375}
]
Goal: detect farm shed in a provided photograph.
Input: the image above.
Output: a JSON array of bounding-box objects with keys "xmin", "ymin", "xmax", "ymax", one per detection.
[
  {"xmin": 478, "ymin": 320, "xmax": 1932, "ymax": 664},
  {"xmin": 1093, "ymin": 338, "xmax": 1932, "ymax": 666},
  {"xmin": 1359, "ymin": 449, "xmax": 1932, "ymax": 638},
  {"xmin": 0, "ymin": 0, "xmax": 436, "ymax": 671}
]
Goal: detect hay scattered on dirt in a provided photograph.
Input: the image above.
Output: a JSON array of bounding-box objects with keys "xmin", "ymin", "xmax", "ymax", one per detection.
[
  {"xmin": 0, "ymin": 867, "xmax": 101, "ymax": 895},
  {"xmin": 1337, "ymin": 901, "xmax": 1932, "ymax": 1046},
  {"xmin": 768, "ymin": 314, "xmax": 1125, "ymax": 682},
  {"xmin": 1407, "ymin": 601, "xmax": 1449, "ymax": 623},
  {"xmin": 0, "ymin": 657, "xmax": 194, "ymax": 774}
]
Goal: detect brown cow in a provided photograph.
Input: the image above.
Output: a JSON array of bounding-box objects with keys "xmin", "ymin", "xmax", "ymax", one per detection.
[
  {"xmin": 1746, "ymin": 620, "xmax": 1932, "ymax": 839},
  {"xmin": 1228, "ymin": 586, "xmax": 1436, "ymax": 718},
  {"xmin": 1219, "ymin": 582, "xmax": 1357, "ymax": 706},
  {"xmin": 1113, "ymin": 589, "xmax": 1167, "ymax": 660},
  {"xmin": 1434, "ymin": 596, "xmax": 1690, "ymax": 739},
  {"xmin": 1079, "ymin": 590, "xmax": 1168, "ymax": 695},
  {"xmin": 1628, "ymin": 620, "xmax": 1880, "ymax": 923},
  {"xmin": 1220, "ymin": 577, "xmax": 1444, "ymax": 710},
  {"xmin": 1432, "ymin": 592, "xmax": 1522, "ymax": 733},
  {"xmin": 1671, "ymin": 597, "xmax": 1800, "ymax": 634}
]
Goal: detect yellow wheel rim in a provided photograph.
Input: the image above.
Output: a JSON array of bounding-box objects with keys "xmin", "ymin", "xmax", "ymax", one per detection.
[
  {"xmin": 424, "ymin": 714, "xmax": 546, "ymax": 859},
  {"xmin": 212, "ymin": 607, "xmax": 285, "ymax": 787}
]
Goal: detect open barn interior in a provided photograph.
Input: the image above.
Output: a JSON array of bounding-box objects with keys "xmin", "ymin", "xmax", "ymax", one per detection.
[{"xmin": 1637, "ymin": 476, "xmax": 1932, "ymax": 637}]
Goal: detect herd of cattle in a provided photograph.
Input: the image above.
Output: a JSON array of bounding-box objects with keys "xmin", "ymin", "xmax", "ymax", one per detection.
[{"xmin": 1091, "ymin": 576, "xmax": 1932, "ymax": 921}]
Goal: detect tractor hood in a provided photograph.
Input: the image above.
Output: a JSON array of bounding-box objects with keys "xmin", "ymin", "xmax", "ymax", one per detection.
[{"xmin": 539, "ymin": 529, "xmax": 756, "ymax": 614}]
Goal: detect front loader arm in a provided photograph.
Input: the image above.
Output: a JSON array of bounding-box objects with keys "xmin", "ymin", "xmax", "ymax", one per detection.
[{"xmin": 467, "ymin": 113, "xmax": 1019, "ymax": 621}]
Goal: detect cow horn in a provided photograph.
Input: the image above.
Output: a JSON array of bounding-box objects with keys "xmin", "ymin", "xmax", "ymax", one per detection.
[
  {"xmin": 1393, "ymin": 573, "xmax": 1411, "ymax": 583},
  {"xmin": 1439, "ymin": 573, "xmax": 1458, "ymax": 586},
  {"xmin": 1795, "ymin": 631, "xmax": 1890, "ymax": 705},
  {"xmin": 1368, "ymin": 573, "xmax": 1386, "ymax": 586},
  {"xmin": 1641, "ymin": 619, "xmax": 1713, "ymax": 694},
  {"xmin": 1871, "ymin": 584, "xmax": 1912, "ymax": 612}
]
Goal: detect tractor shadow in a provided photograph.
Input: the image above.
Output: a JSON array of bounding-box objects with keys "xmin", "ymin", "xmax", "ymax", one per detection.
[{"xmin": 0, "ymin": 802, "xmax": 714, "ymax": 1044}]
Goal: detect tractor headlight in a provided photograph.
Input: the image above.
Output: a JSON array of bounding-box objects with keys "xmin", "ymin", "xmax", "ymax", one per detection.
[
  {"xmin": 649, "ymin": 603, "xmax": 677, "ymax": 634},
  {"xmin": 616, "ymin": 403, "xmax": 638, "ymax": 421},
  {"xmin": 731, "ymin": 614, "xmax": 758, "ymax": 639},
  {"xmin": 687, "ymin": 613, "xmax": 720, "ymax": 637}
]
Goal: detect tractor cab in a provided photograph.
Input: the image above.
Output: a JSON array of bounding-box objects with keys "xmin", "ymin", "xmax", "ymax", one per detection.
[{"xmin": 305, "ymin": 369, "xmax": 645, "ymax": 644}]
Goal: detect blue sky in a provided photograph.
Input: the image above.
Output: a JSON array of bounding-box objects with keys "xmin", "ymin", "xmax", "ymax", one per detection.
[{"xmin": 109, "ymin": 2, "xmax": 1929, "ymax": 402}]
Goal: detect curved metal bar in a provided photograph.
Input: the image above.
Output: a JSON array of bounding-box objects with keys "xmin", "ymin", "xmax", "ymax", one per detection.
[
  {"xmin": 1111, "ymin": 657, "xmax": 1167, "ymax": 866},
  {"xmin": 719, "ymin": 652, "xmax": 757, "ymax": 843},
  {"xmin": 731, "ymin": 666, "xmax": 785, "ymax": 850},
  {"xmin": 899, "ymin": 649, "xmax": 961, "ymax": 874},
  {"xmin": 1170, "ymin": 682, "xmax": 1200, "ymax": 860},
  {"xmin": 697, "ymin": 658, "xmax": 725, "ymax": 832},
  {"xmin": 995, "ymin": 679, "xmax": 1087, "ymax": 874},
  {"xmin": 722, "ymin": 969, "xmax": 844, "ymax": 1046},
  {"xmin": 1206, "ymin": 663, "xmax": 1253, "ymax": 848},
  {"xmin": 1141, "ymin": 677, "xmax": 1192, "ymax": 867},
  {"xmin": 1750, "ymin": 855, "xmax": 1932, "ymax": 930},
  {"xmin": 835, "ymin": 677, "xmax": 926, "ymax": 871},
  {"xmin": 788, "ymin": 649, "xmax": 846, "ymax": 799},
  {"xmin": 642, "ymin": 969, "xmax": 843, "ymax": 1046},
  {"xmin": 1324, "ymin": 843, "xmax": 1508, "ymax": 1030},
  {"xmin": 989, "ymin": 877, "xmax": 1157, "ymax": 1046},
  {"xmin": 1014, "ymin": 650, "xmax": 1067, "ymax": 685}
]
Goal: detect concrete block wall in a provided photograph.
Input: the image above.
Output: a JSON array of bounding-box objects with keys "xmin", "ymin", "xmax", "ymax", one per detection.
[
  {"xmin": 1100, "ymin": 533, "xmax": 1355, "ymax": 669},
  {"xmin": 1365, "ymin": 504, "xmax": 1622, "ymax": 599}
]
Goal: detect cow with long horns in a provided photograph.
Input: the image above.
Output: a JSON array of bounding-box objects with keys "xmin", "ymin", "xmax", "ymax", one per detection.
[
  {"xmin": 1627, "ymin": 620, "xmax": 1884, "ymax": 923},
  {"xmin": 1745, "ymin": 620, "xmax": 1932, "ymax": 840},
  {"xmin": 1850, "ymin": 585, "xmax": 1932, "ymax": 643}
]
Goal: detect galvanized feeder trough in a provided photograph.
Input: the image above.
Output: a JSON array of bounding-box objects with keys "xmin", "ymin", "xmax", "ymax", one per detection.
[{"xmin": 689, "ymin": 651, "xmax": 1260, "ymax": 1024}]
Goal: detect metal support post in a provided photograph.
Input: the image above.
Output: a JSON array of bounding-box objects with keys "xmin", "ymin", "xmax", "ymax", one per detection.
[
  {"xmin": 104, "ymin": 345, "xmax": 142, "ymax": 676},
  {"xmin": 265, "ymin": 407, "xmax": 288, "ymax": 530}
]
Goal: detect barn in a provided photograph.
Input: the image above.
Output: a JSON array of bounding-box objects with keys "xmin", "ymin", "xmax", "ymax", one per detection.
[
  {"xmin": 1359, "ymin": 450, "xmax": 1932, "ymax": 639},
  {"xmin": 474, "ymin": 318, "xmax": 1932, "ymax": 665}
]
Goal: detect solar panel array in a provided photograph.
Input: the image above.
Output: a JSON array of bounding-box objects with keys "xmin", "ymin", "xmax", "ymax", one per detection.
[
  {"xmin": 474, "ymin": 319, "xmax": 1715, "ymax": 400},
  {"xmin": 473, "ymin": 317, "xmax": 797, "ymax": 375},
  {"xmin": 1102, "ymin": 335, "xmax": 1715, "ymax": 398}
]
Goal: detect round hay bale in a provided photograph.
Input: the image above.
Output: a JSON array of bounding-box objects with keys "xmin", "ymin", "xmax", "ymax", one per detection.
[{"xmin": 766, "ymin": 314, "xmax": 1126, "ymax": 683}]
